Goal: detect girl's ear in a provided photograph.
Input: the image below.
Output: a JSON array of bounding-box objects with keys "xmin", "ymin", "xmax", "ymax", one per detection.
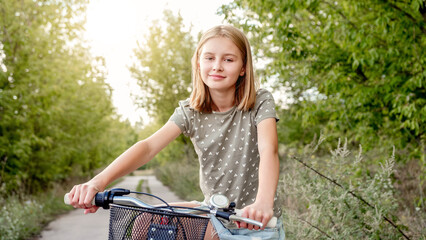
[{"xmin": 240, "ymin": 67, "xmax": 245, "ymax": 76}]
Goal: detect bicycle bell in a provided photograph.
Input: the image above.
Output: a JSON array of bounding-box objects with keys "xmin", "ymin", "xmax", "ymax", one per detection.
[{"xmin": 209, "ymin": 194, "xmax": 230, "ymax": 209}]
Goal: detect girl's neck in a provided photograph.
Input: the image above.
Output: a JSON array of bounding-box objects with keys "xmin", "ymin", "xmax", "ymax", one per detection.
[{"xmin": 210, "ymin": 89, "xmax": 235, "ymax": 112}]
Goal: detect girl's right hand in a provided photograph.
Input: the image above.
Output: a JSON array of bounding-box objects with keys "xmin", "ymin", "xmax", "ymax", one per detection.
[{"xmin": 68, "ymin": 180, "xmax": 103, "ymax": 214}]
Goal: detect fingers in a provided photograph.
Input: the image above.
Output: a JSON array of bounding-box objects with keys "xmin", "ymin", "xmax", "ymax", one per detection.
[
  {"xmin": 70, "ymin": 185, "xmax": 81, "ymax": 208},
  {"xmin": 260, "ymin": 212, "xmax": 273, "ymax": 230},
  {"xmin": 239, "ymin": 207, "xmax": 273, "ymax": 230},
  {"xmin": 240, "ymin": 207, "xmax": 259, "ymax": 230},
  {"xmin": 249, "ymin": 208, "xmax": 262, "ymax": 230},
  {"xmin": 68, "ymin": 183, "xmax": 99, "ymax": 213},
  {"xmin": 239, "ymin": 209, "xmax": 249, "ymax": 229},
  {"xmin": 84, "ymin": 206, "xmax": 99, "ymax": 214},
  {"xmin": 83, "ymin": 186, "xmax": 98, "ymax": 208}
]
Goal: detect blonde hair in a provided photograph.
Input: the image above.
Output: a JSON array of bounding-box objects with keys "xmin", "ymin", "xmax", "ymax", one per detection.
[{"xmin": 189, "ymin": 25, "xmax": 258, "ymax": 112}]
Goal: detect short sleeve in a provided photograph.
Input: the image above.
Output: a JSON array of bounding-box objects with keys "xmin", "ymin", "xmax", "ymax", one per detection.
[
  {"xmin": 168, "ymin": 100, "xmax": 193, "ymax": 137},
  {"xmin": 253, "ymin": 89, "xmax": 279, "ymax": 126}
]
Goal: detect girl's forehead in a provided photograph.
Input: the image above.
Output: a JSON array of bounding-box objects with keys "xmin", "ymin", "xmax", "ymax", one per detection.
[{"xmin": 200, "ymin": 37, "xmax": 241, "ymax": 56}]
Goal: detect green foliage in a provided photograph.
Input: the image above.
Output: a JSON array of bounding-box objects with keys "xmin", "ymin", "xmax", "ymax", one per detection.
[
  {"xmin": 136, "ymin": 119, "xmax": 194, "ymax": 170},
  {"xmin": 130, "ymin": 9, "xmax": 195, "ymax": 124},
  {"xmin": 220, "ymin": 0, "xmax": 425, "ymax": 159},
  {"xmin": 0, "ymin": 191, "xmax": 71, "ymax": 240},
  {"xmin": 279, "ymin": 138, "xmax": 418, "ymax": 239},
  {"xmin": 154, "ymin": 160, "xmax": 203, "ymax": 201},
  {"xmin": 0, "ymin": 0, "xmax": 136, "ymax": 196},
  {"xmin": 130, "ymin": 10, "xmax": 197, "ymax": 165},
  {"xmin": 276, "ymin": 107, "xmax": 322, "ymax": 151},
  {"xmin": 220, "ymin": 0, "xmax": 425, "ymax": 226},
  {"xmin": 136, "ymin": 179, "xmax": 150, "ymax": 193}
]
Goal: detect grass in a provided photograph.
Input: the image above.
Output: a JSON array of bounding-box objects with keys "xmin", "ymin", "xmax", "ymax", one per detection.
[
  {"xmin": 136, "ymin": 179, "xmax": 151, "ymax": 194},
  {"xmin": 0, "ymin": 188, "xmax": 71, "ymax": 240},
  {"xmin": 0, "ymin": 176, "xmax": 126, "ymax": 240},
  {"xmin": 154, "ymin": 161, "xmax": 203, "ymax": 201},
  {"xmin": 155, "ymin": 140, "xmax": 425, "ymax": 239}
]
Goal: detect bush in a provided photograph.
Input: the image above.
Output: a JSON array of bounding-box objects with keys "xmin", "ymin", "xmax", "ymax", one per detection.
[
  {"xmin": 0, "ymin": 190, "xmax": 70, "ymax": 240},
  {"xmin": 154, "ymin": 161, "xmax": 203, "ymax": 201},
  {"xmin": 279, "ymin": 137, "xmax": 417, "ymax": 239}
]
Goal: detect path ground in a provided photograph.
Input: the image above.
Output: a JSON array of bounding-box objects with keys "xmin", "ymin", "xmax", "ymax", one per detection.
[{"xmin": 37, "ymin": 171, "xmax": 182, "ymax": 240}]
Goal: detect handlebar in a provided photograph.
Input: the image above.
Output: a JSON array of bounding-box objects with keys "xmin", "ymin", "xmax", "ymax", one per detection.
[{"xmin": 65, "ymin": 188, "xmax": 277, "ymax": 228}]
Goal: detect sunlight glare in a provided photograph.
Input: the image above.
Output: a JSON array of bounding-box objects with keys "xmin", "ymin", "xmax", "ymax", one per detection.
[{"xmin": 84, "ymin": 0, "xmax": 231, "ymax": 126}]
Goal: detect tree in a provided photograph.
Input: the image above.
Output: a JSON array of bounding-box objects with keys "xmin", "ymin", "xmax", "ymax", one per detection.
[
  {"xmin": 221, "ymin": 0, "xmax": 425, "ymax": 159},
  {"xmin": 220, "ymin": 0, "xmax": 425, "ymax": 233},
  {"xmin": 0, "ymin": 0, "xmax": 135, "ymax": 195},
  {"xmin": 130, "ymin": 10, "xmax": 197, "ymax": 164},
  {"xmin": 130, "ymin": 10, "xmax": 195, "ymax": 124}
]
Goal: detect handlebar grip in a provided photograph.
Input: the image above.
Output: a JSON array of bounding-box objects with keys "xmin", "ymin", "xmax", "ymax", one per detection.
[
  {"xmin": 234, "ymin": 209, "xmax": 277, "ymax": 228},
  {"xmin": 64, "ymin": 193, "xmax": 96, "ymax": 206},
  {"xmin": 64, "ymin": 189, "xmax": 130, "ymax": 209}
]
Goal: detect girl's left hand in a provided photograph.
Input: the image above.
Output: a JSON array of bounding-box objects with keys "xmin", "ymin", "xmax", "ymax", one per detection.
[{"xmin": 238, "ymin": 202, "xmax": 274, "ymax": 230}]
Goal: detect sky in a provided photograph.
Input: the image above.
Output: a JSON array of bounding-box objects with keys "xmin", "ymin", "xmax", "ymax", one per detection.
[{"xmin": 84, "ymin": 0, "xmax": 232, "ymax": 125}]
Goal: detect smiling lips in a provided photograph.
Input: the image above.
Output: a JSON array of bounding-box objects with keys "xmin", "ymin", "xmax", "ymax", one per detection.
[{"xmin": 209, "ymin": 74, "xmax": 226, "ymax": 80}]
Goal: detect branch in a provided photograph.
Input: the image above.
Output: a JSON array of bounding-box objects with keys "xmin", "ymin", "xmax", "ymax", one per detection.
[
  {"xmin": 0, "ymin": 156, "xmax": 8, "ymax": 187},
  {"xmin": 383, "ymin": 0, "xmax": 426, "ymax": 34},
  {"xmin": 421, "ymin": 1, "xmax": 426, "ymax": 22},
  {"xmin": 298, "ymin": 217, "xmax": 334, "ymax": 239},
  {"xmin": 320, "ymin": 1, "xmax": 358, "ymax": 30},
  {"xmin": 355, "ymin": 66, "xmax": 368, "ymax": 82},
  {"xmin": 292, "ymin": 155, "xmax": 411, "ymax": 240}
]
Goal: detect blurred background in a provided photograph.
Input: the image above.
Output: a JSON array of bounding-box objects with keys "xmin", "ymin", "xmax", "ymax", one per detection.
[{"xmin": 0, "ymin": 0, "xmax": 424, "ymax": 239}]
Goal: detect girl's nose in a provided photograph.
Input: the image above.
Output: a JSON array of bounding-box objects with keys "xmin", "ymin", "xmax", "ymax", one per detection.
[{"xmin": 213, "ymin": 60, "xmax": 223, "ymax": 71}]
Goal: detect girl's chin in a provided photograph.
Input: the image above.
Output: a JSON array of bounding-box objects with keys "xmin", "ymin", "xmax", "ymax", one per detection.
[
  {"xmin": 203, "ymin": 80, "xmax": 237, "ymax": 89},
  {"xmin": 204, "ymin": 84, "xmax": 236, "ymax": 92}
]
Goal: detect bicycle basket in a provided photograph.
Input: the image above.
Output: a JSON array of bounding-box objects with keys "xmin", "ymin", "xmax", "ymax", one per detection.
[{"xmin": 108, "ymin": 204, "xmax": 210, "ymax": 240}]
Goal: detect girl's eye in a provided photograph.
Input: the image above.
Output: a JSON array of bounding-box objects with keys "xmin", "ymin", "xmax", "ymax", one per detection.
[
  {"xmin": 205, "ymin": 57, "xmax": 213, "ymax": 60},
  {"xmin": 225, "ymin": 58, "xmax": 233, "ymax": 62}
]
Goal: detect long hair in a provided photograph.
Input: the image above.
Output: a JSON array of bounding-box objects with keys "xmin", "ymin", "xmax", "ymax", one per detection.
[{"xmin": 189, "ymin": 25, "xmax": 258, "ymax": 112}]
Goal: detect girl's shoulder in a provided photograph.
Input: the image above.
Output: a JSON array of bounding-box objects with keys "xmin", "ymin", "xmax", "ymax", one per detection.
[
  {"xmin": 255, "ymin": 88, "xmax": 275, "ymax": 105},
  {"xmin": 177, "ymin": 98, "xmax": 191, "ymax": 108},
  {"xmin": 252, "ymin": 88, "xmax": 279, "ymax": 123},
  {"xmin": 174, "ymin": 98, "xmax": 200, "ymax": 119},
  {"xmin": 176, "ymin": 98, "xmax": 197, "ymax": 113}
]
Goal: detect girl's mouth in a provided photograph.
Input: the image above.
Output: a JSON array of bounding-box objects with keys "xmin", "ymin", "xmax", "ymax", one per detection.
[{"xmin": 209, "ymin": 74, "xmax": 226, "ymax": 80}]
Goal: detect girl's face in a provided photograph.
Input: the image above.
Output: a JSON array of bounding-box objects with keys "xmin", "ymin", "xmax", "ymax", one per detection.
[{"xmin": 199, "ymin": 37, "xmax": 245, "ymax": 93}]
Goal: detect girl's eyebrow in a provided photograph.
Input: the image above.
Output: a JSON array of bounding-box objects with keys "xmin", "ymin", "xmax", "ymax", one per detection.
[{"xmin": 202, "ymin": 52, "xmax": 239, "ymax": 58}]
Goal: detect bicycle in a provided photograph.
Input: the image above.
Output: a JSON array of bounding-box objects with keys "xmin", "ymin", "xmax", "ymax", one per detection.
[{"xmin": 65, "ymin": 188, "xmax": 277, "ymax": 240}]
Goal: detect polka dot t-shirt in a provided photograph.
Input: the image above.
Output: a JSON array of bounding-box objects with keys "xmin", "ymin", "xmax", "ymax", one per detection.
[{"xmin": 169, "ymin": 89, "xmax": 280, "ymax": 216}]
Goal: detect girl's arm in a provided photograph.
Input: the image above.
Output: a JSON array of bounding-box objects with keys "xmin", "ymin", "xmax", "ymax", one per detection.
[
  {"xmin": 68, "ymin": 121, "xmax": 182, "ymax": 213},
  {"xmin": 240, "ymin": 118, "xmax": 279, "ymax": 230}
]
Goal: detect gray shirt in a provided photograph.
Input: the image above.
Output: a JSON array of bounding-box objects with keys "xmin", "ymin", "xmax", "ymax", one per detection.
[{"xmin": 169, "ymin": 89, "xmax": 280, "ymax": 216}]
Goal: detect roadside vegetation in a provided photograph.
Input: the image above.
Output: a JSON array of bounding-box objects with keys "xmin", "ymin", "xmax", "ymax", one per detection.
[
  {"xmin": 0, "ymin": 188, "xmax": 71, "ymax": 240},
  {"xmin": 144, "ymin": 2, "xmax": 425, "ymax": 239},
  {"xmin": 0, "ymin": 0, "xmax": 424, "ymax": 239},
  {"xmin": 0, "ymin": 1, "xmax": 135, "ymax": 239}
]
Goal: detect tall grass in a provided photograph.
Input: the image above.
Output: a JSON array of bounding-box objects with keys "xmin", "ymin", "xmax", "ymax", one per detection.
[
  {"xmin": 279, "ymin": 137, "xmax": 422, "ymax": 239},
  {"xmin": 0, "ymin": 175, "xmax": 126, "ymax": 240},
  {"xmin": 0, "ymin": 190, "xmax": 71, "ymax": 240},
  {"xmin": 154, "ymin": 160, "xmax": 203, "ymax": 201},
  {"xmin": 155, "ymin": 137, "xmax": 424, "ymax": 239}
]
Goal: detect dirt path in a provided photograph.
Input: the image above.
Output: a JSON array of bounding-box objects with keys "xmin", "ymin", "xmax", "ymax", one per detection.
[{"xmin": 37, "ymin": 174, "xmax": 182, "ymax": 240}]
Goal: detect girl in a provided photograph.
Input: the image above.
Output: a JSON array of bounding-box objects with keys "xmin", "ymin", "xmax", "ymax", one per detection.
[{"xmin": 69, "ymin": 25, "xmax": 285, "ymax": 239}]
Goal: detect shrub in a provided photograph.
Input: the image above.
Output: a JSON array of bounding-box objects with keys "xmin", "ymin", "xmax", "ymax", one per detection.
[
  {"xmin": 279, "ymin": 137, "xmax": 415, "ymax": 239},
  {"xmin": 0, "ymin": 191, "xmax": 70, "ymax": 240},
  {"xmin": 154, "ymin": 161, "xmax": 203, "ymax": 201}
]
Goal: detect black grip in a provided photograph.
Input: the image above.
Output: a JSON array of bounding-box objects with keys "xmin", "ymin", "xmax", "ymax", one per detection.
[
  {"xmin": 94, "ymin": 188, "xmax": 131, "ymax": 209},
  {"xmin": 110, "ymin": 188, "xmax": 130, "ymax": 196},
  {"xmin": 214, "ymin": 211, "xmax": 232, "ymax": 220},
  {"xmin": 95, "ymin": 191, "xmax": 110, "ymax": 209}
]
